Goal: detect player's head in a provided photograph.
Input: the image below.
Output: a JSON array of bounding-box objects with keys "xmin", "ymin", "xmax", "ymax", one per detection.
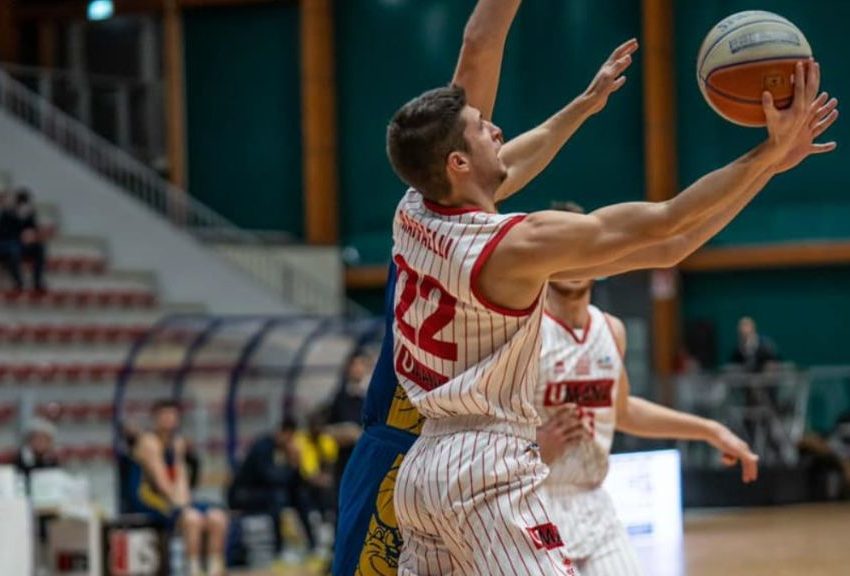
[
  {"xmin": 275, "ymin": 417, "xmax": 298, "ymax": 447},
  {"xmin": 151, "ymin": 399, "xmax": 182, "ymax": 437},
  {"xmin": 738, "ymin": 316, "xmax": 757, "ymax": 340},
  {"xmin": 386, "ymin": 85, "xmax": 506, "ymax": 202},
  {"xmin": 25, "ymin": 417, "xmax": 56, "ymax": 457},
  {"xmin": 548, "ymin": 201, "xmax": 593, "ymax": 299}
]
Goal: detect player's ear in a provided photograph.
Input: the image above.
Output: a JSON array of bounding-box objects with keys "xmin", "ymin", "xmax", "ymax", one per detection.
[{"xmin": 446, "ymin": 150, "xmax": 470, "ymax": 175}]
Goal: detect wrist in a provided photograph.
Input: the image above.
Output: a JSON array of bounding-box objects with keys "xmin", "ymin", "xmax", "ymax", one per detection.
[
  {"xmin": 703, "ymin": 419, "xmax": 725, "ymax": 443},
  {"xmin": 573, "ymin": 92, "xmax": 598, "ymax": 117},
  {"xmin": 755, "ymin": 140, "xmax": 786, "ymax": 173}
]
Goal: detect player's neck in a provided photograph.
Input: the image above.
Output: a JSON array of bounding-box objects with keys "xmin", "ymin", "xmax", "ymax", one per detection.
[
  {"xmin": 546, "ymin": 290, "xmax": 592, "ymax": 329},
  {"xmin": 447, "ymin": 182, "xmax": 498, "ymax": 213}
]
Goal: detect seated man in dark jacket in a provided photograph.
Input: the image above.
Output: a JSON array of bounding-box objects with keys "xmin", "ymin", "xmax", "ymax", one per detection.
[
  {"xmin": 14, "ymin": 188, "xmax": 46, "ymax": 292},
  {"xmin": 0, "ymin": 191, "xmax": 23, "ymax": 291},
  {"xmin": 228, "ymin": 419, "xmax": 302, "ymax": 554}
]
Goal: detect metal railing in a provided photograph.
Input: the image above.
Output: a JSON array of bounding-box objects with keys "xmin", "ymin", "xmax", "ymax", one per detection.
[
  {"xmin": 1, "ymin": 62, "xmax": 164, "ymax": 163},
  {"xmin": 673, "ymin": 366, "xmax": 829, "ymax": 468},
  {"xmin": 0, "ymin": 66, "xmax": 369, "ymax": 316}
]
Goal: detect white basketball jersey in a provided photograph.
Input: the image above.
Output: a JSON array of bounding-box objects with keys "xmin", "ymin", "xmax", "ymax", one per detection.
[
  {"xmin": 537, "ymin": 305, "xmax": 623, "ymax": 487},
  {"xmin": 392, "ymin": 189, "xmax": 544, "ymax": 426}
]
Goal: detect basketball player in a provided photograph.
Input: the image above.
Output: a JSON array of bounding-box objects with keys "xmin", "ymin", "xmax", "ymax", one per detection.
[
  {"xmin": 129, "ymin": 400, "xmax": 229, "ymax": 576},
  {"xmin": 335, "ymin": 3, "xmax": 527, "ymax": 574},
  {"xmin": 535, "ymin": 205, "xmax": 759, "ymax": 576},
  {"xmin": 388, "ymin": 29, "xmax": 835, "ymax": 576}
]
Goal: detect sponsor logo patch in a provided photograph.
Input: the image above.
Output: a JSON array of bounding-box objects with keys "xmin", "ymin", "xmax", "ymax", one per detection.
[{"xmin": 526, "ymin": 523, "xmax": 564, "ymax": 551}]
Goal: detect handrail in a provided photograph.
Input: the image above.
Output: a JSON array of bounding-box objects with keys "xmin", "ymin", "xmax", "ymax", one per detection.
[
  {"xmin": 0, "ymin": 66, "xmax": 369, "ymax": 316},
  {"xmin": 1, "ymin": 62, "xmax": 156, "ymax": 90}
]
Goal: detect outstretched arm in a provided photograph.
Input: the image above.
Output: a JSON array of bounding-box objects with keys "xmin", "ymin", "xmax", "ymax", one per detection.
[
  {"xmin": 555, "ymin": 91, "xmax": 838, "ymax": 279},
  {"xmin": 452, "ymin": 0, "xmax": 523, "ymax": 121},
  {"xmin": 495, "ymin": 39, "xmax": 638, "ymax": 202},
  {"xmin": 481, "ymin": 62, "xmax": 836, "ymax": 309},
  {"xmin": 606, "ymin": 316, "xmax": 759, "ymax": 483}
]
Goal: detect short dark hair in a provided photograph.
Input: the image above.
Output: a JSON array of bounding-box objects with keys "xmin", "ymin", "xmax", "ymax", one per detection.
[
  {"xmin": 550, "ymin": 201, "xmax": 585, "ymax": 215},
  {"xmin": 151, "ymin": 399, "xmax": 181, "ymax": 415},
  {"xmin": 386, "ymin": 85, "xmax": 469, "ymax": 201}
]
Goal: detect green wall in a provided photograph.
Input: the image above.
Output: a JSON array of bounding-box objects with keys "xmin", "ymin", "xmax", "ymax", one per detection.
[
  {"xmin": 335, "ymin": 0, "xmax": 644, "ymax": 264},
  {"xmin": 683, "ymin": 267, "xmax": 850, "ymax": 367},
  {"xmin": 677, "ymin": 2, "xmax": 850, "ymax": 373},
  {"xmin": 184, "ymin": 4, "xmax": 303, "ymax": 236}
]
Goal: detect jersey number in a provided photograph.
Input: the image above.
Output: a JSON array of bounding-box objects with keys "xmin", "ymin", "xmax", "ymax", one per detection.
[{"xmin": 394, "ymin": 255, "xmax": 458, "ymax": 362}]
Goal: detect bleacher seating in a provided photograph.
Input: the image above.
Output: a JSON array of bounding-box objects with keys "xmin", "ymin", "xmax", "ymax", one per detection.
[{"xmin": 0, "ymin": 192, "xmax": 206, "ymax": 510}]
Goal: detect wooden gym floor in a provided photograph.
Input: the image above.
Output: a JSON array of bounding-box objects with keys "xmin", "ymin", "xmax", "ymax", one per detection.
[{"xmin": 237, "ymin": 502, "xmax": 850, "ymax": 576}]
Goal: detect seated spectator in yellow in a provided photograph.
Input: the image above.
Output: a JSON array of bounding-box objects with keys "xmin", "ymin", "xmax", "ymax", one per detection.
[{"xmin": 128, "ymin": 400, "xmax": 229, "ymax": 576}]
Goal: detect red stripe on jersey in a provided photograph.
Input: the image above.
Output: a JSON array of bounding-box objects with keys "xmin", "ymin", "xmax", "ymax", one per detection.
[{"xmin": 470, "ymin": 215, "xmax": 539, "ymax": 317}]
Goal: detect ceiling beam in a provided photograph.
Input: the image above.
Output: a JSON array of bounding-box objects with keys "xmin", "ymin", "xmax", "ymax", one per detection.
[{"xmin": 681, "ymin": 241, "xmax": 850, "ymax": 272}]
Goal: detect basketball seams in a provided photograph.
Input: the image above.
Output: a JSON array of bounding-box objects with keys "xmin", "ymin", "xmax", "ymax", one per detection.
[{"xmin": 698, "ymin": 17, "xmax": 801, "ymax": 76}]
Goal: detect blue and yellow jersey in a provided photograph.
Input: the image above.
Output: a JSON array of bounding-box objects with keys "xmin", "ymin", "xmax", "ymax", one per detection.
[
  {"xmin": 333, "ymin": 262, "xmax": 424, "ymax": 576},
  {"xmin": 127, "ymin": 444, "xmax": 176, "ymax": 519},
  {"xmin": 361, "ymin": 262, "xmax": 424, "ymax": 437}
]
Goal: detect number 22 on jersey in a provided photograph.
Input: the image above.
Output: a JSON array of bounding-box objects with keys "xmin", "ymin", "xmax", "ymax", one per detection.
[{"xmin": 393, "ymin": 254, "xmax": 457, "ymax": 391}]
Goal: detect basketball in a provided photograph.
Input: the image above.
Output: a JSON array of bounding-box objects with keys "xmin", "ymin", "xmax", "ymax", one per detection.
[{"xmin": 697, "ymin": 11, "xmax": 813, "ymax": 127}]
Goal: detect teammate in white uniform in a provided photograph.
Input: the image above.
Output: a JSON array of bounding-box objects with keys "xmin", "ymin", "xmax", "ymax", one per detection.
[
  {"xmin": 384, "ymin": 0, "xmax": 835, "ymax": 572},
  {"xmin": 535, "ymin": 204, "xmax": 760, "ymax": 576}
]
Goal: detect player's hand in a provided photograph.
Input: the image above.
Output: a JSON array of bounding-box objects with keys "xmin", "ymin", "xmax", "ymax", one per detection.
[
  {"xmin": 581, "ymin": 38, "xmax": 639, "ymax": 116},
  {"xmin": 536, "ymin": 404, "xmax": 592, "ymax": 464},
  {"xmin": 707, "ymin": 422, "xmax": 759, "ymax": 483},
  {"xmin": 763, "ymin": 61, "xmax": 838, "ymax": 171}
]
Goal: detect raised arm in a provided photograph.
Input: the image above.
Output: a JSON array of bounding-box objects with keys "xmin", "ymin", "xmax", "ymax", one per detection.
[
  {"xmin": 479, "ymin": 62, "xmax": 836, "ymax": 309},
  {"xmin": 607, "ymin": 315, "xmax": 759, "ymax": 483},
  {"xmin": 451, "ymin": 0, "xmax": 523, "ymax": 120},
  {"xmin": 495, "ymin": 39, "xmax": 638, "ymax": 201}
]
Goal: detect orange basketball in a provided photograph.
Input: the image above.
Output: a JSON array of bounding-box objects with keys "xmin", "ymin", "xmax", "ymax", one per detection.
[{"xmin": 697, "ymin": 11, "xmax": 813, "ymax": 127}]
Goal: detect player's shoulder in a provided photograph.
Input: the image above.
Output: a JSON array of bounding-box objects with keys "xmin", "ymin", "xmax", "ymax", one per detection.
[{"xmin": 134, "ymin": 432, "xmax": 161, "ymax": 458}]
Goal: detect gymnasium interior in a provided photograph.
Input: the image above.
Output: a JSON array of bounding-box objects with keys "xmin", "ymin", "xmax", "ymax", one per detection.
[{"xmin": 0, "ymin": 1, "xmax": 848, "ymax": 575}]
